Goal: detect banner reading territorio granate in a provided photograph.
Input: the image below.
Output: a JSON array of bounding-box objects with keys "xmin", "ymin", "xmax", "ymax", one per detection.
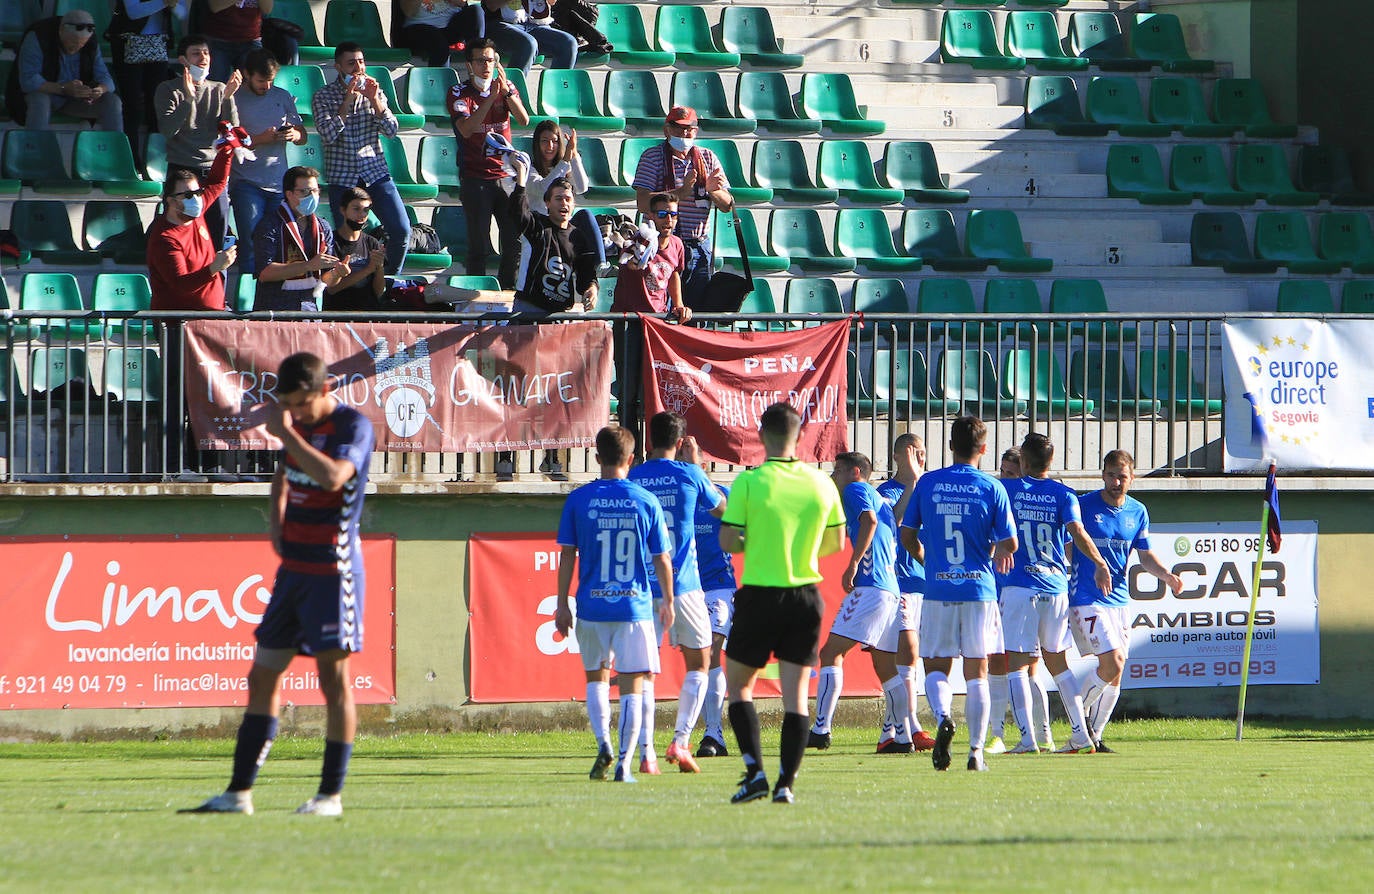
[
  {"xmin": 183, "ymin": 319, "xmax": 612, "ymax": 452},
  {"xmin": 640, "ymin": 315, "xmax": 849, "ymax": 465}
]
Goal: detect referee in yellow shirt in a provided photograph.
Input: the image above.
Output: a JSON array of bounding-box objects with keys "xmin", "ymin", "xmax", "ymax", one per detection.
[{"xmin": 719, "ymin": 403, "xmax": 845, "ymax": 805}]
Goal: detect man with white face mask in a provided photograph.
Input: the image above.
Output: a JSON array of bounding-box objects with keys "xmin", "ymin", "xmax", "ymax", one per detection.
[
  {"xmin": 253, "ymin": 166, "xmax": 346, "ymax": 312},
  {"xmin": 631, "ymin": 107, "xmax": 734, "ymax": 312},
  {"xmin": 156, "ymin": 33, "xmax": 241, "ymax": 251}
]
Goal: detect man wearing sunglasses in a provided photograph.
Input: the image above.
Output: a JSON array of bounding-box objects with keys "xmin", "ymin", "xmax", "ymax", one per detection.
[{"xmin": 10, "ymin": 9, "xmax": 122, "ymax": 132}]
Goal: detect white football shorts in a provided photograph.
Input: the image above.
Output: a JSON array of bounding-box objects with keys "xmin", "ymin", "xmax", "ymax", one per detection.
[
  {"xmin": 919, "ymin": 599, "xmax": 1004, "ymax": 659},
  {"xmin": 1070, "ymin": 604, "xmax": 1130, "ymax": 656},
  {"xmin": 575, "ymin": 619, "xmax": 661, "ymax": 675},
  {"xmin": 653, "ymin": 588, "xmax": 712, "ymax": 650},
  {"xmin": 1001, "ymin": 586, "xmax": 1072, "ymax": 654},
  {"xmin": 829, "ymin": 586, "xmax": 899, "ymax": 650},
  {"xmin": 874, "ymin": 591, "xmax": 921, "ymax": 653},
  {"xmin": 702, "ymin": 587, "xmax": 735, "ymax": 638}
]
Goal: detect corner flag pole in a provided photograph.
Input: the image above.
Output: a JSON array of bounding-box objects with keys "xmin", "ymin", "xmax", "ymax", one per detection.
[{"xmin": 1236, "ymin": 461, "xmax": 1279, "ymax": 742}]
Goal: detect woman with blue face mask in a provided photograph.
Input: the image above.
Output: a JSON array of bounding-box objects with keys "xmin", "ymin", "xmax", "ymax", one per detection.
[{"xmin": 253, "ymin": 165, "xmax": 347, "ymax": 312}]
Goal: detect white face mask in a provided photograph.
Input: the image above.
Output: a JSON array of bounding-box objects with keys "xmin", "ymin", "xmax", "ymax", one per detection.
[
  {"xmin": 472, "ymin": 73, "xmax": 493, "ymax": 94},
  {"xmin": 667, "ymin": 135, "xmax": 693, "ymax": 153},
  {"xmin": 187, "ymin": 63, "xmax": 208, "ymax": 83}
]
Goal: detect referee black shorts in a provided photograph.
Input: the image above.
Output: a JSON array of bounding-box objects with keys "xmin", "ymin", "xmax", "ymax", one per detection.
[{"xmin": 725, "ymin": 583, "xmax": 824, "ymax": 669}]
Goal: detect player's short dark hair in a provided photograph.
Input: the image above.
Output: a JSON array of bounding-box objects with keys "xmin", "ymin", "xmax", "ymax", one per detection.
[
  {"xmin": 759, "ymin": 402, "xmax": 801, "ymax": 446},
  {"xmin": 950, "ymin": 415, "xmax": 987, "ymax": 459},
  {"xmin": 1001, "ymin": 446, "xmax": 1021, "ymax": 464},
  {"xmin": 467, "ymin": 39, "xmax": 498, "ymax": 61},
  {"xmin": 648, "ymin": 412, "xmax": 687, "ymax": 450},
  {"xmin": 543, "ymin": 177, "xmax": 576, "ymax": 205},
  {"xmin": 282, "ymin": 165, "xmax": 320, "ymax": 194},
  {"xmin": 277, "ymin": 352, "xmax": 329, "ymax": 395},
  {"xmin": 335, "ymin": 41, "xmax": 365, "ymax": 62},
  {"xmin": 649, "ymin": 192, "xmax": 677, "ymax": 210},
  {"xmin": 241, "ymin": 47, "xmax": 280, "ymax": 79},
  {"xmin": 834, "ymin": 451, "xmax": 872, "ymax": 479},
  {"xmin": 892, "ymin": 432, "xmax": 921, "ymax": 455},
  {"xmin": 1103, "ymin": 449, "xmax": 1135, "ymax": 471},
  {"xmin": 596, "ymin": 425, "xmax": 636, "ymax": 466},
  {"xmin": 1020, "ymin": 433, "xmax": 1053, "ymax": 474},
  {"xmin": 177, "ymin": 34, "xmax": 209, "ymax": 57}
]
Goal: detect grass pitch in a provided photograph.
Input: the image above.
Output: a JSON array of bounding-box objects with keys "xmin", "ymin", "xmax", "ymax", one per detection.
[{"xmin": 1, "ymin": 719, "xmax": 1371, "ymax": 892}]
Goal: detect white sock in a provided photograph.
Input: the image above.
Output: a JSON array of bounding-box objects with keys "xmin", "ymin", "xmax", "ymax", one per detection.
[
  {"xmin": 1090, "ymin": 683, "xmax": 1121, "ymax": 742},
  {"xmin": 883, "ymin": 675, "xmax": 912, "ymax": 744},
  {"xmin": 703, "ymin": 665, "xmax": 726, "ymax": 741},
  {"xmin": 1054, "ymin": 669, "xmax": 1091, "ymax": 745},
  {"xmin": 1081, "ymin": 671, "xmax": 1109, "ymax": 716},
  {"xmin": 586, "ymin": 681, "xmax": 610, "ymax": 750},
  {"xmin": 966, "ymin": 677, "xmax": 990, "ymax": 757},
  {"xmin": 1029, "ymin": 669, "xmax": 1051, "ymax": 744},
  {"xmin": 1006, "ymin": 668, "xmax": 1034, "ymax": 748},
  {"xmin": 898, "ymin": 664, "xmax": 924, "ymax": 734},
  {"xmin": 639, "ymin": 679, "xmax": 655, "ymax": 758},
  {"xmin": 924, "ymin": 671, "xmax": 952, "ymax": 725},
  {"xmin": 617, "ymin": 692, "xmax": 642, "ymax": 769},
  {"xmin": 987, "ymin": 672, "xmax": 1009, "ymax": 738},
  {"xmin": 812, "ymin": 665, "xmax": 842, "ymax": 734},
  {"xmin": 674, "ymin": 670, "xmax": 708, "ymax": 746}
]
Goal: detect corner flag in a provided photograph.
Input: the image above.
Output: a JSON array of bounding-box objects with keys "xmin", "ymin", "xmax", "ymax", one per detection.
[
  {"xmin": 1264, "ymin": 463, "xmax": 1281, "ymax": 554},
  {"xmin": 1238, "ymin": 461, "xmax": 1280, "ymax": 740}
]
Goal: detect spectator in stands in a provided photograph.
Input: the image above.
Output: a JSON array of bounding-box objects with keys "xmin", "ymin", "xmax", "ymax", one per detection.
[
  {"xmin": 536, "ymin": 0, "xmax": 612, "ymax": 57},
  {"xmin": 156, "ymin": 34, "xmax": 240, "ymax": 251},
  {"xmin": 632, "ymin": 107, "xmax": 734, "ymax": 312},
  {"xmin": 324, "ymin": 186, "xmax": 388, "ymax": 311},
  {"xmin": 526, "ymin": 120, "xmax": 587, "ymax": 215},
  {"xmin": 474, "ymin": 0, "xmax": 577, "ymax": 76},
  {"xmin": 200, "ymin": 0, "xmax": 295, "ymax": 84},
  {"xmin": 396, "ymin": 0, "xmax": 481, "ymax": 68},
  {"xmin": 108, "ymin": 0, "xmax": 187, "ymax": 170},
  {"xmin": 312, "ymin": 42, "xmax": 412, "ymax": 275},
  {"xmin": 448, "ymin": 39, "xmax": 530, "ymax": 288},
  {"xmin": 230, "ymin": 48, "xmax": 306, "ymax": 273},
  {"xmin": 11, "ymin": 9, "xmax": 123, "ymax": 133},
  {"xmin": 253, "ymin": 165, "xmax": 346, "ymax": 312}
]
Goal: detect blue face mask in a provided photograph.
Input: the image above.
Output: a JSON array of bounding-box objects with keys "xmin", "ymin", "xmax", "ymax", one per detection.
[
  {"xmin": 181, "ymin": 195, "xmax": 204, "ymax": 218},
  {"xmin": 296, "ymin": 193, "xmax": 319, "ymax": 216},
  {"xmin": 667, "ymin": 135, "xmax": 693, "ymax": 153}
]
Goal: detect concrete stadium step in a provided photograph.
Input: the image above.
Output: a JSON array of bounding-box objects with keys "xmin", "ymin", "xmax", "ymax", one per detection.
[
  {"xmin": 1020, "ymin": 216, "xmax": 1164, "ymax": 243},
  {"xmin": 948, "ymin": 172, "xmax": 1106, "ymax": 199},
  {"xmin": 868, "ymin": 104, "xmax": 1021, "ymax": 131},
  {"xmin": 862, "ymin": 79, "xmax": 1001, "ymax": 108},
  {"xmin": 940, "ymin": 148, "xmax": 1083, "ymax": 175},
  {"xmin": 1032, "ymin": 240, "xmax": 1193, "ymax": 268},
  {"xmin": 767, "ymin": 12, "xmax": 927, "ymax": 42}
]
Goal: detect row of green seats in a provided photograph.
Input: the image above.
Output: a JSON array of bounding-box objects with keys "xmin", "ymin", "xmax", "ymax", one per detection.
[
  {"xmin": 943, "ymin": 11, "xmax": 1213, "ymax": 73},
  {"xmin": 1, "ymin": 130, "xmax": 160, "ymax": 197},
  {"xmin": 1025, "ymin": 76, "xmax": 1295, "ymax": 139},
  {"xmin": 1192, "ymin": 211, "xmax": 1374, "ymax": 274},
  {"xmin": 1108, "ymin": 143, "xmax": 1317, "ymax": 206},
  {"xmin": 1276, "ymin": 280, "xmax": 1374, "ymax": 313},
  {"xmin": 5, "ymin": 200, "xmax": 145, "ymax": 266},
  {"xmin": 0, "ymin": 343, "xmax": 161, "ymax": 403}
]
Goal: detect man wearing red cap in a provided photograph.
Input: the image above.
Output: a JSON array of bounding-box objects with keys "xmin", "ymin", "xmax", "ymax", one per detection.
[{"xmin": 631, "ymin": 106, "xmax": 734, "ymax": 311}]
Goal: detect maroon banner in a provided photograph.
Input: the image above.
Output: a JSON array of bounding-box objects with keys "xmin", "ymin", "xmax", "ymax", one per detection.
[
  {"xmin": 641, "ymin": 315, "xmax": 849, "ymax": 465},
  {"xmin": 183, "ymin": 320, "xmax": 612, "ymax": 452}
]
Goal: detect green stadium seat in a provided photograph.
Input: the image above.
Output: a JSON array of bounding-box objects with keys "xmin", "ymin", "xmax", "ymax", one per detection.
[
  {"xmin": 1191, "ymin": 212, "xmax": 1279, "ymax": 273},
  {"xmin": 1211, "ymin": 78, "xmax": 1298, "ymax": 139},
  {"xmin": 852, "ymin": 278, "xmax": 913, "ymax": 314},
  {"xmin": 25, "ymin": 345, "xmax": 90, "ymax": 399},
  {"xmin": 695, "ymin": 140, "xmax": 771, "ymax": 204},
  {"xmin": 1296, "ymin": 145, "xmax": 1374, "ymax": 206},
  {"xmin": 1085, "ymin": 76, "xmax": 1170, "ymax": 137},
  {"xmin": 1024, "ymin": 76, "xmax": 1110, "ymax": 136},
  {"xmin": 671, "ymin": 72, "xmax": 757, "ymax": 136},
  {"xmin": 285, "ymin": 134, "xmax": 329, "ymax": 186},
  {"xmin": 835, "ymin": 209, "xmax": 922, "ymax": 273},
  {"xmin": 1318, "ymin": 213, "xmax": 1374, "ymax": 272},
  {"xmin": 881, "ymin": 141, "xmax": 969, "ymax": 204},
  {"xmin": 20, "ymin": 272, "xmax": 95, "ymax": 337},
  {"xmin": 721, "ymin": 7, "xmax": 804, "ymax": 69},
  {"xmin": 902, "ymin": 209, "xmax": 989, "ymax": 272},
  {"xmin": 734, "ymin": 277, "xmax": 779, "ymax": 325},
  {"xmin": 368, "ymin": 66, "xmax": 424, "ymax": 130},
  {"xmin": 143, "ymin": 133, "xmax": 167, "ymax": 183},
  {"xmin": 1002, "ymin": 348, "xmax": 1093, "ymax": 416},
  {"xmin": 277, "ymin": 65, "xmax": 326, "ymax": 125},
  {"xmin": 1148, "ymin": 77, "xmax": 1232, "ymax": 138},
  {"xmin": 768, "ymin": 209, "xmax": 855, "ymax": 274},
  {"xmin": 10, "ymin": 201, "xmax": 92, "ymax": 266},
  {"xmin": 271, "ymin": 0, "xmax": 330, "ymax": 63},
  {"xmin": 539, "ymin": 69, "xmax": 626, "ymax": 133},
  {"xmin": 406, "ymin": 67, "xmax": 459, "ymax": 125},
  {"xmin": 91, "ymin": 273, "xmax": 154, "ymax": 338},
  {"xmin": 1106, "ymin": 144, "xmax": 1191, "ymax": 205},
  {"xmin": 984, "ymin": 278, "xmax": 1047, "ymax": 340},
  {"xmin": 712, "ymin": 208, "xmax": 789, "ymax": 274},
  {"xmin": 102, "ymin": 346, "xmax": 162, "ymax": 404},
  {"xmin": 801, "ymin": 73, "xmax": 885, "ymax": 136},
  {"xmin": 941, "ymin": 10, "xmax": 1026, "ymax": 70},
  {"xmin": 323, "ymin": 0, "xmax": 408, "ymax": 63},
  {"xmin": 1275, "ymin": 280, "xmax": 1335, "ymax": 314},
  {"xmin": 1253, "ymin": 212, "xmax": 1341, "ymax": 274},
  {"xmin": 938, "ymin": 349, "xmax": 1028, "ymax": 417},
  {"xmin": 381, "ymin": 138, "xmax": 440, "ymax": 202},
  {"xmin": 83, "ymin": 201, "xmax": 147, "ymax": 264},
  {"xmin": 233, "ymin": 274, "xmax": 257, "ymax": 313},
  {"xmin": 1004, "ymin": 11, "xmax": 1088, "ymax": 71},
  {"xmin": 1136, "ymin": 349, "xmax": 1222, "ymax": 415},
  {"xmin": 1233, "ymin": 144, "xmax": 1317, "ymax": 207},
  {"xmin": 617, "ymin": 138, "xmax": 658, "ymax": 190},
  {"xmin": 576, "ymin": 137, "xmax": 636, "ymax": 204},
  {"xmin": 1340, "ymin": 280, "xmax": 1374, "ymax": 313},
  {"xmin": 751, "ymin": 140, "xmax": 837, "ymax": 204},
  {"xmin": 1131, "ymin": 13, "xmax": 1215, "ymax": 72},
  {"xmin": 736, "ymin": 72, "xmax": 820, "ymax": 136},
  {"xmin": 1050, "ymin": 278, "xmax": 1135, "ymax": 341},
  {"xmin": 1068, "ymin": 349, "xmax": 1160, "ymax": 416},
  {"xmin": 1069, "ymin": 13, "xmax": 1152, "ymax": 71},
  {"xmin": 852, "ymin": 348, "xmax": 960, "ymax": 419},
  {"xmin": 917, "ymin": 277, "xmax": 981, "ymax": 340},
  {"xmin": 1169, "ymin": 144, "xmax": 1257, "ymax": 205},
  {"xmin": 654, "ymin": 5, "xmax": 741, "ymax": 68},
  {"xmin": 784, "ymin": 278, "xmax": 844, "ymax": 324},
  {"xmin": 1019, "ymin": 0, "xmax": 1069, "ymax": 7},
  {"xmin": 597, "ymin": 5, "xmax": 675, "ymax": 67},
  {"xmin": 605, "ymin": 70, "xmax": 668, "ymax": 134},
  {"xmin": 965, "ymin": 210, "xmax": 1053, "ymax": 272},
  {"xmin": 2, "ymin": 130, "xmax": 84, "ymax": 193},
  {"xmin": 73, "ymin": 132, "xmax": 162, "ymax": 197},
  {"xmin": 418, "ymin": 136, "xmax": 463, "ymax": 199},
  {"xmin": 817, "ymin": 140, "xmax": 904, "ymax": 205}
]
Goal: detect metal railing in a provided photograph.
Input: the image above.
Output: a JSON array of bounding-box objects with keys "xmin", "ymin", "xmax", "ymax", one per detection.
[{"xmin": 0, "ymin": 308, "xmax": 1239, "ymax": 483}]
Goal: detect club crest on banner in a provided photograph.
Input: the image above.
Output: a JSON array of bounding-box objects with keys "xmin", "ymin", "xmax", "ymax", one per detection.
[{"xmin": 652, "ymin": 359, "xmax": 712, "ymax": 415}]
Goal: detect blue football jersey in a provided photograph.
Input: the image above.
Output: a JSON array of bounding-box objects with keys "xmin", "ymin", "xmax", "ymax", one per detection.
[
  {"xmin": 628, "ymin": 458, "xmax": 722, "ymax": 596},
  {"xmin": 694, "ymin": 483, "xmax": 736, "ymax": 592},
  {"xmin": 901, "ymin": 464, "xmax": 1015, "ymax": 603},
  {"xmin": 843, "ymin": 480, "xmax": 900, "ymax": 594},
  {"xmin": 876, "ymin": 478, "xmax": 924, "ymax": 594},
  {"xmin": 1070, "ymin": 491, "xmax": 1151, "ymax": 608},
  {"xmin": 1003, "ymin": 476, "xmax": 1082, "ymax": 595},
  {"xmin": 557, "ymin": 478, "xmax": 670, "ymax": 622}
]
